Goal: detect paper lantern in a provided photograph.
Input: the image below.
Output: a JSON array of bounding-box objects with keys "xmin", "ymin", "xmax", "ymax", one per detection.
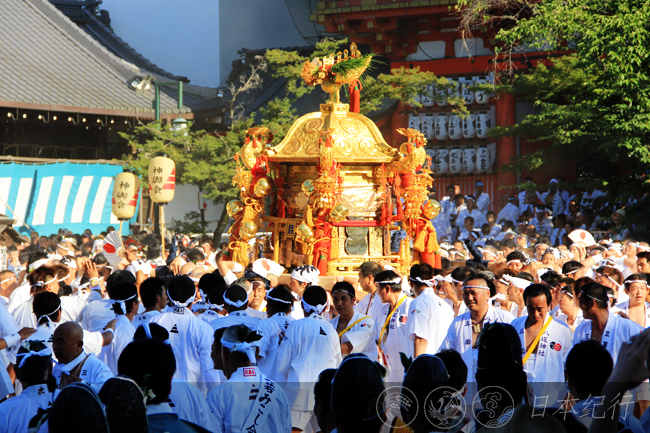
[
  {"xmin": 476, "ymin": 111, "xmax": 491, "ymax": 139},
  {"xmin": 448, "ymin": 115, "xmax": 462, "ymax": 140},
  {"xmin": 421, "ymin": 115, "xmax": 434, "ymax": 140},
  {"xmin": 148, "ymin": 155, "xmax": 175, "ymax": 203},
  {"xmin": 435, "ymin": 84, "xmax": 448, "ymax": 107},
  {"xmin": 112, "ymin": 169, "xmax": 140, "ymax": 220},
  {"xmin": 420, "ymin": 85, "xmax": 434, "ymax": 107},
  {"xmin": 449, "ymin": 147, "xmax": 462, "ymax": 174},
  {"xmin": 449, "ymin": 78, "xmax": 462, "ymax": 100},
  {"xmin": 436, "ymin": 147, "xmax": 449, "ymax": 174},
  {"xmin": 462, "ymin": 114, "xmax": 476, "ymax": 139},
  {"xmin": 462, "ymin": 77, "xmax": 475, "ymax": 105},
  {"xmin": 476, "ymin": 145, "xmax": 491, "ymax": 173},
  {"xmin": 434, "ymin": 114, "xmax": 448, "ymax": 140},
  {"xmin": 462, "ymin": 147, "xmax": 477, "ymax": 173},
  {"xmin": 474, "ymin": 76, "xmax": 489, "ymax": 105},
  {"xmin": 408, "ymin": 114, "xmax": 421, "ymax": 131}
]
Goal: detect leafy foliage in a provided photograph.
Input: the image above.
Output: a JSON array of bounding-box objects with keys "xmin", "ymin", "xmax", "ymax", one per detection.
[{"xmin": 168, "ymin": 211, "xmax": 210, "ymax": 236}]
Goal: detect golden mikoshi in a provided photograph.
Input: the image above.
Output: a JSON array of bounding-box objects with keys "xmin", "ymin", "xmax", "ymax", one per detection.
[
  {"xmin": 329, "ymin": 203, "xmax": 350, "ymax": 223},
  {"xmin": 240, "ymin": 221, "xmax": 259, "ymax": 241},
  {"xmin": 226, "ymin": 200, "xmax": 243, "ymax": 219}
]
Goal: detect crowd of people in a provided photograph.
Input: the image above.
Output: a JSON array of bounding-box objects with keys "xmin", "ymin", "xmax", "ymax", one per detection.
[{"xmin": 0, "ymin": 178, "xmax": 649, "ymax": 432}]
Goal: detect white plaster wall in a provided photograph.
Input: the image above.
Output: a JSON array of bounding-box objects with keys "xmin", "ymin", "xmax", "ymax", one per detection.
[{"xmin": 164, "ymin": 184, "xmax": 225, "ymax": 233}]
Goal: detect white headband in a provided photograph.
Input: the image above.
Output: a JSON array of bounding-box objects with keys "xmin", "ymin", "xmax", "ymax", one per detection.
[
  {"xmin": 139, "ymin": 323, "xmax": 170, "ymax": 345},
  {"xmin": 28, "ymin": 259, "xmax": 49, "ymax": 273},
  {"xmin": 58, "ymin": 272, "xmax": 71, "ymax": 283},
  {"xmin": 625, "ymin": 280, "xmax": 648, "ymax": 287},
  {"xmin": 168, "ymin": 290, "xmax": 195, "ymax": 308},
  {"xmin": 301, "ymin": 298, "xmax": 326, "ymax": 315},
  {"xmin": 463, "ymin": 285, "xmax": 490, "ymax": 290},
  {"xmin": 57, "ymin": 243, "xmax": 70, "ymax": 251},
  {"xmin": 37, "ymin": 303, "xmax": 61, "ymax": 326},
  {"xmin": 113, "ymin": 293, "xmax": 137, "ymax": 315},
  {"xmin": 290, "ymin": 266, "xmax": 320, "ymax": 285},
  {"xmin": 506, "ymin": 259, "xmax": 522, "ymax": 266},
  {"xmin": 502, "ymin": 274, "xmax": 532, "ymax": 290},
  {"xmin": 221, "ymin": 334, "xmax": 263, "ymax": 364},
  {"xmin": 0, "ymin": 275, "xmax": 16, "ymax": 286},
  {"xmin": 191, "ymin": 300, "xmax": 224, "ymax": 312},
  {"xmin": 266, "ymin": 295, "xmax": 292, "ymax": 304},
  {"xmin": 16, "ymin": 346, "xmax": 52, "ymax": 368},
  {"xmin": 408, "ymin": 276, "xmax": 432, "ymax": 287},
  {"xmin": 223, "ymin": 295, "xmax": 247, "ymax": 308},
  {"xmin": 61, "ymin": 258, "xmax": 77, "ymax": 269}
]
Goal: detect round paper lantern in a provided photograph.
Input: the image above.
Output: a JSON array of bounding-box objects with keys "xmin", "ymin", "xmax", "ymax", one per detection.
[
  {"xmin": 435, "ymin": 84, "xmax": 448, "ymax": 107},
  {"xmin": 448, "ymin": 115, "xmax": 462, "ymax": 140},
  {"xmin": 148, "ymin": 155, "xmax": 175, "ymax": 203},
  {"xmin": 474, "ymin": 76, "xmax": 490, "ymax": 105},
  {"xmin": 421, "ymin": 115, "xmax": 434, "ymax": 140},
  {"xmin": 434, "ymin": 114, "xmax": 448, "ymax": 141},
  {"xmin": 462, "ymin": 147, "xmax": 477, "ymax": 173},
  {"xmin": 112, "ymin": 169, "xmax": 140, "ymax": 220},
  {"xmin": 449, "ymin": 147, "xmax": 462, "ymax": 174},
  {"xmin": 436, "ymin": 147, "xmax": 449, "ymax": 174},
  {"xmin": 476, "ymin": 111, "xmax": 491, "ymax": 139},
  {"xmin": 408, "ymin": 114, "xmax": 421, "ymax": 131},
  {"xmin": 476, "ymin": 145, "xmax": 492, "ymax": 173},
  {"xmin": 462, "ymin": 114, "xmax": 476, "ymax": 139},
  {"xmin": 420, "ymin": 85, "xmax": 434, "ymax": 107},
  {"xmin": 449, "ymin": 78, "xmax": 462, "ymax": 100},
  {"xmin": 462, "ymin": 77, "xmax": 475, "ymax": 105}
]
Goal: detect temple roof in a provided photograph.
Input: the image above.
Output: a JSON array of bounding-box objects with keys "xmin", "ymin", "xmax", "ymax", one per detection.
[{"xmin": 0, "ymin": 0, "xmax": 220, "ymax": 118}]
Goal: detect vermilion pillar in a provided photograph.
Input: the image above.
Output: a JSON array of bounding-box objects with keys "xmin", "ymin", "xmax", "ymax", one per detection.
[{"xmin": 495, "ymin": 93, "xmax": 517, "ymax": 209}]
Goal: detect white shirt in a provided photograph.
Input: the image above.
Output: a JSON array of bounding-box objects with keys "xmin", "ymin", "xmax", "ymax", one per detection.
[
  {"xmin": 52, "ymin": 351, "xmax": 113, "ymax": 393},
  {"xmin": 0, "ymin": 302, "xmax": 19, "ymax": 364},
  {"xmin": 555, "ymin": 310, "xmax": 585, "ymax": 330},
  {"xmin": 440, "ymin": 305, "xmax": 514, "ymax": 382},
  {"xmin": 256, "ymin": 312, "xmax": 295, "ymax": 384},
  {"xmin": 432, "ymin": 213, "xmax": 452, "ymax": 239},
  {"xmin": 512, "ymin": 315, "xmax": 573, "ymax": 385},
  {"xmin": 6, "ymin": 282, "xmax": 30, "ymax": 314},
  {"xmin": 28, "ymin": 321, "xmax": 104, "ymax": 356},
  {"xmin": 330, "ymin": 310, "xmax": 377, "ymax": 361},
  {"xmin": 354, "ymin": 291, "xmax": 387, "ymax": 325},
  {"xmin": 206, "ymin": 366, "xmax": 291, "ymax": 433},
  {"xmin": 210, "ymin": 310, "xmax": 261, "ymax": 332},
  {"xmin": 541, "ymin": 191, "xmax": 565, "ymax": 217},
  {"xmin": 79, "ymin": 298, "xmax": 124, "ymax": 333},
  {"xmin": 572, "ymin": 312, "xmax": 644, "ymax": 365},
  {"xmin": 496, "ymin": 203, "xmax": 520, "ymax": 226},
  {"xmin": 99, "ymin": 314, "xmax": 135, "ymax": 375},
  {"xmin": 276, "ymin": 313, "xmax": 341, "ymax": 411},
  {"xmin": 456, "ymin": 208, "xmax": 488, "ymax": 230},
  {"xmin": 440, "ymin": 196, "xmax": 455, "ymax": 220},
  {"xmin": 150, "ymin": 307, "xmax": 220, "ymax": 395},
  {"xmin": 133, "ymin": 310, "xmax": 161, "ymax": 327},
  {"xmin": 407, "ymin": 287, "xmax": 455, "ymax": 356},
  {"xmin": 0, "ymin": 384, "xmax": 53, "ymax": 433},
  {"xmin": 476, "ymin": 192, "xmax": 491, "ymax": 216},
  {"xmin": 530, "ymin": 216, "xmax": 553, "ymax": 236},
  {"xmin": 376, "ymin": 294, "xmax": 413, "ymax": 383},
  {"xmin": 12, "ymin": 295, "xmax": 87, "ymax": 329},
  {"xmin": 169, "ymin": 381, "xmax": 219, "ymax": 432}
]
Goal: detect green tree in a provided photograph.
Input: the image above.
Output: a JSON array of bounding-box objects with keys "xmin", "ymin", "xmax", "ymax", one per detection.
[{"xmin": 456, "ymin": 0, "xmax": 650, "ymax": 236}]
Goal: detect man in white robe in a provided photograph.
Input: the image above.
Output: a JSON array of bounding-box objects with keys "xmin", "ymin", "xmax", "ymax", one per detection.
[
  {"xmin": 530, "ymin": 206, "xmax": 554, "ymax": 237},
  {"xmin": 354, "ymin": 261, "xmax": 386, "ymax": 324},
  {"xmin": 330, "ymin": 282, "xmax": 376, "ymax": 361},
  {"xmin": 275, "ymin": 286, "xmax": 341, "ymax": 433},
  {"xmin": 440, "ymin": 274, "xmax": 514, "ymax": 382},
  {"xmin": 133, "ymin": 277, "xmax": 168, "ymax": 326},
  {"xmin": 98, "ymin": 283, "xmax": 138, "ymax": 375},
  {"xmin": 256, "ymin": 286, "xmax": 295, "ymax": 384},
  {"xmin": 407, "ymin": 264, "xmax": 455, "ymax": 357},
  {"xmin": 497, "ymin": 196, "xmax": 521, "ymax": 226},
  {"xmin": 51, "ymin": 322, "xmax": 113, "ymax": 393},
  {"xmin": 475, "ymin": 180, "xmax": 491, "ymax": 217},
  {"xmin": 511, "ymin": 284, "xmax": 573, "ymax": 402},
  {"xmin": 150, "ymin": 276, "xmax": 219, "ymax": 395},
  {"xmin": 456, "ymin": 196, "xmax": 488, "ymax": 232},
  {"xmin": 209, "ymin": 285, "xmax": 261, "ymax": 332},
  {"xmin": 374, "ymin": 270, "xmax": 413, "ymax": 384},
  {"xmin": 206, "ymin": 324, "xmax": 291, "ymax": 433}
]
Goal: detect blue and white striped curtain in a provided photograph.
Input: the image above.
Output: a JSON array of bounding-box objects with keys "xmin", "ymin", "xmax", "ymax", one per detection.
[{"xmin": 0, "ymin": 161, "xmax": 139, "ymax": 235}]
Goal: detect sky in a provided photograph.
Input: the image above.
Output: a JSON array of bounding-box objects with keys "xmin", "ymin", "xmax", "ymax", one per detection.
[{"xmin": 106, "ymin": 0, "xmax": 221, "ymax": 87}]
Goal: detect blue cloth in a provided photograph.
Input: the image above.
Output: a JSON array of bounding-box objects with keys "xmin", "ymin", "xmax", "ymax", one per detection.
[{"xmin": 0, "ymin": 161, "xmax": 139, "ymax": 235}]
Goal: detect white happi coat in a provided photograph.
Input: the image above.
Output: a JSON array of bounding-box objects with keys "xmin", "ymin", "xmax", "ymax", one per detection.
[
  {"xmin": 456, "ymin": 208, "xmax": 488, "ymax": 230},
  {"xmin": 556, "ymin": 310, "xmax": 585, "ymax": 329},
  {"xmin": 530, "ymin": 216, "xmax": 553, "ymax": 236},
  {"xmin": 28, "ymin": 321, "xmax": 104, "ymax": 356},
  {"xmin": 512, "ymin": 315, "xmax": 573, "ymax": 385},
  {"xmin": 407, "ymin": 287, "xmax": 455, "ymax": 355},
  {"xmin": 376, "ymin": 294, "xmax": 413, "ymax": 384},
  {"xmin": 98, "ymin": 314, "xmax": 135, "ymax": 375},
  {"xmin": 12, "ymin": 295, "xmax": 87, "ymax": 329},
  {"xmin": 6, "ymin": 282, "xmax": 30, "ymax": 314},
  {"xmin": 150, "ymin": 307, "xmax": 220, "ymax": 394},
  {"xmin": 52, "ymin": 350, "xmax": 113, "ymax": 393},
  {"xmin": 206, "ymin": 366, "xmax": 291, "ymax": 433},
  {"xmin": 79, "ymin": 298, "xmax": 124, "ymax": 332},
  {"xmin": 613, "ymin": 300, "xmax": 650, "ymax": 328},
  {"xmin": 276, "ymin": 312, "xmax": 341, "ymax": 411},
  {"xmin": 210, "ymin": 310, "xmax": 261, "ymax": 332},
  {"xmin": 0, "ymin": 384, "xmax": 53, "ymax": 433},
  {"xmin": 541, "ymin": 191, "xmax": 566, "ymax": 217},
  {"xmin": 330, "ymin": 310, "xmax": 377, "ymax": 361},
  {"xmin": 497, "ymin": 203, "xmax": 520, "ymax": 226},
  {"xmin": 354, "ymin": 291, "xmax": 387, "ymax": 325},
  {"xmin": 476, "ymin": 192, "xmax": 491, "ymax": 216},
  {"xmin": 440, "ymin": 196, "xmax": 455, "ymax": 220},
  {"xmin": 133, "ymin": 310, "xmax": 161, "ymax": 327},
  {"xmin": 169, "ymin": 381, "xmax": 219, "ymax": 432},
  {"xmin": 256, "ymin": 312, "xmax": 295, "ymax": 384},
  {"xmin": 572, "ymin": 312, "xmax": 644, "ymax": 365},
  {"xmin": 440, "ymin": 305, "xmax": 514, "ymax": 382}
]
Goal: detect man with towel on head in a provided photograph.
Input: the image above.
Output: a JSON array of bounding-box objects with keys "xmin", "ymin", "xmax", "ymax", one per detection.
[
  {"xmin": 288, "ymin": 265, "xmax": 321, "ymax": 320},
  {"xmin": 330, "ymin": 281, "xmax": 377, "ymax": 360},
  {"xmin": 206, "ymin": 324, "xmax": 291, "ymax": 433},
  {"xmin": 474, "ymin": 180, "xmax": 491, "ymax": 217},
  {"xmin": 210, "ymin": 285, "xmax": 261, "ymax": 331},
  {"xmin": 256, "ymin": 286, "xmax": 295, "ymax": 384},
  {"xmin": 275, "ymin": 285, "xmax": 341, "ymax": 433},
  {"xmin": 440, "ymin": 274, "xmax": 514, "ymax": 382},
  {"xmin": 150, "ymin": 275, "xmax": 219, "ymax": 395}
]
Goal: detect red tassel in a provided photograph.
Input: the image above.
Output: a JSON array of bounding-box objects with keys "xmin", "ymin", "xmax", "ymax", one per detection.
[
  {"xmin": 349, "ymin": 79, "xmax": 362, "ymax": 113},
  {"xmin": 326, "ymin": 134, "xmax": 333, "ymax": 148}
]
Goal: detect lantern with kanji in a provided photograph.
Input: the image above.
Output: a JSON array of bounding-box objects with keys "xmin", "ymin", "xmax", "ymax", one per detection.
[
  {"xmin": 148, "ymin": 155, "xmax": 176, "ymax": 203},
  {"xmin": 112, "ymin": 169, "xmax": 140, "ymax": 220}
]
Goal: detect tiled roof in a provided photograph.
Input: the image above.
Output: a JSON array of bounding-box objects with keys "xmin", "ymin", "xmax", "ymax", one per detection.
[{"xmin": 0, "ymin": 0, "xmax": 221, "ymax": 117}]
